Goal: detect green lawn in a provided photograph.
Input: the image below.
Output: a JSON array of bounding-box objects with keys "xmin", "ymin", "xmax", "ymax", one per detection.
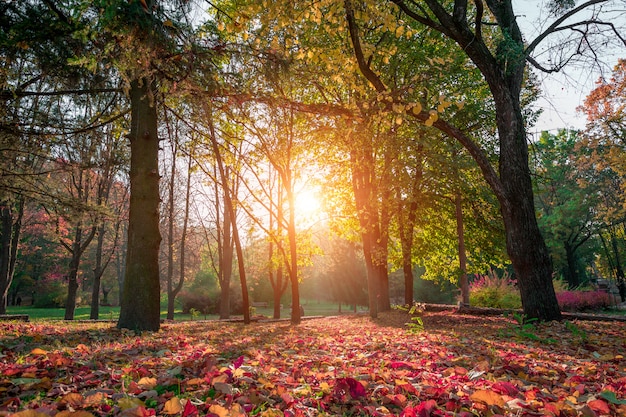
[{"xmin": 4, "ymin": 300, "xmax": 355, "ymax": 322}]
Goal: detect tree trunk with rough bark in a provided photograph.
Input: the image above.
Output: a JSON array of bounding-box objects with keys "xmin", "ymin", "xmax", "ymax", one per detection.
[{"xmin": 117, "ymin": 77, "xmax": 162, "ymax": 331}]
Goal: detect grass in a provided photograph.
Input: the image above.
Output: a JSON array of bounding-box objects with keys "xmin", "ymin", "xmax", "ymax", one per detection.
[{"xmin": 4, "ymin": 300, "xmax": 357, "ymax": 322}]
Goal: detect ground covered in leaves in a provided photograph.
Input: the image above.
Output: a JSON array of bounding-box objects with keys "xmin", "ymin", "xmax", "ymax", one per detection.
[{"xmin": 1, "ymin": 311, "xmax": 625, "ymax": 417}]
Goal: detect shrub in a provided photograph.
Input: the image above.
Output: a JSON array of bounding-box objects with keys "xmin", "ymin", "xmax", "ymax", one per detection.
[
  {"xmin": 469, "ymin": 270, "xmax": 522, "ymax": 309},
  {"xmin": 178, "ymin": 290, "xmax": 218, "ymax": 314},
  {"xmin": 556, "ymin": 290, "xmax": 612, "ymax": 312}
]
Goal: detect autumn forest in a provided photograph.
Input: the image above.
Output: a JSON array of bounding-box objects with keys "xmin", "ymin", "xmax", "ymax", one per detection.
[
  {"xmin": 3, "ymin": 1, "xmax": 626, "ymax": 416},
  {"xmin": 2, "ymin": 0, "xmax": 626, "ymax": 329}
]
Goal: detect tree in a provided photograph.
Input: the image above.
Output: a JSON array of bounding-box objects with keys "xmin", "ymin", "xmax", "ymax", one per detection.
[
  {"xmin": 336, "ymin": 0, "xmax": 626, "ymax": 320},
  {"xmin": 531, "ymin": 130, "xmax": 597, "ymax": 288},
  {"xmin": 578, "ymin": 61, "xmax": 626, "ymax": 299}
]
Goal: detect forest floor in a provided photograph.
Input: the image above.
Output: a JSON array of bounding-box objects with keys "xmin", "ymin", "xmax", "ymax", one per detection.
[{"xmin": 0, "ymin": 311, "xmax": 625, "ymax": 417}]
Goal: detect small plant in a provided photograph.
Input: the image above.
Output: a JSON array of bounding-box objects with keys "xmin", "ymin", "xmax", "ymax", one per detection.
[
  {"xmin": 504, "ymin": 312, "xmax": 556, "ymax": 344},
  {"xmin": 564, "ymin": 320, "xmax": 588, "ymax": 344},
  {"xmin": 395, "ymin": 302, "xmax": 425, "ymax": 333},
  {"xmin": 189, "ymin": 308, "xmax": 200, "ymax": 320},
  {"xmin": 556, "ymin": 290, "xmax": 611, "ymax": 312},
  {"xmin": 469, "ymin": 270, "xmax": 522, "ymax": 309}
]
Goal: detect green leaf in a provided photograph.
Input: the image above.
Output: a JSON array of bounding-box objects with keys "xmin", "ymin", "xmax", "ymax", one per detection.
[{"xmin": 600, "ymin": 391, "xmax": 626, "ymax": 405}]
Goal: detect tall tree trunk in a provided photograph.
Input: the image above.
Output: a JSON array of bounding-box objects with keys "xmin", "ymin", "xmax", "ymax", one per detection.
[
  {"xmin": 494, "ymin": 90, "xmax": 561, "ymax": 320},
  {"xmin": 65, "ymin": 248, "xmax": 81, "ymax": 321},
  {"xmin": 117, "ymin": 77, "xmax": 162, "ymax": 331},
  {"xmin": 0, "ymin": 199, "xmax": 23, "ymax": 314},
  {"xmin": 219, "ymin": 167, "xmax": 234, "ymax": 319},
  {"xmin": 90, "ymin": 223, "xmax": 106, "ymax": 319},
  {"xmin": 456, "ymin": 192, "xmax": 469, "ymax": 305},
  {"xmin": 166, "ymin": 139, "xmax": 177, "ymax": 320},
  {"xmin": 610, "ymin": 232, "xmax": 626, "ymax": 302},
  {"xmin": 286, "ymin": 180, "xmax": 300, "ymax": 324},
  {"xmin": 350, "ymin": 148, "xmax": 379, "ymax": 318},
  {"xmin": 205, "ymin": 103, "xmax": 250, "ymax": 324},
  {"xmin": 563, "ymin": 241, "xmax": 579, "ymax": 288},
  {"xmin": 64, "ymin": 222, "xmax": 96, "ymax": 320}
]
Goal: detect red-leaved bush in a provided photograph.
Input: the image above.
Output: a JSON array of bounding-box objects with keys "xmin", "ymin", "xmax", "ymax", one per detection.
[{"xmin": 556, "ymin": 290, "xmax": 612, "ymax": 312}]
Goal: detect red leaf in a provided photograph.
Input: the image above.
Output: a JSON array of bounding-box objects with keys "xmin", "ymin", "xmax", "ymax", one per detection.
[
  {"xmin": 415, "ymin": 399, "xmax": 438, "ymax": 417},
  {"xmin": 182, "ymin": 400, "xmax": 198, "ymax": 417},
  {"xmin": 492, "ymin": 381, "xmax": 519, "ymax": 396},
  {"xmin": 233, "ymin": 355, "xmax": 244, "ymax": 369},
  {"xmin": 390, "ymin": 361, "xmax": 413, "ymax": 369},
  {"xmin": 336, "ymin": 377, "xmax": 367, "ymax": 398}
]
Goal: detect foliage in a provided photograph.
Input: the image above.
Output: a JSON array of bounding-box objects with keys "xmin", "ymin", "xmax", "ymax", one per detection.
[
  {"xmin": 502, "ymin": 312, "xmax": 556, "ymax": 344},
  {"xmin": 468, "ymin": 270, "xmax": 522, "ymax": 309},
  {"xmin": 1, "ymin": 314, "xmax": 625, "ymax": 416},
  {"xmin": 556, "ymin": 290, "xmax": 612, "ymax": 312},
  {"xmin": 531, "ymin": 130, "xmax": 598, "ymax": 288},
  {"xmin": 394, "ymin": 302, "xmax": 425, "ymax": 333}
]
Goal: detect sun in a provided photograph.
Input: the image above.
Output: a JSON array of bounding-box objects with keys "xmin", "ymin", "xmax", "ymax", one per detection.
[{"xmin": 293, "ymin": 185, "xmax": 322, "ymax": 223}]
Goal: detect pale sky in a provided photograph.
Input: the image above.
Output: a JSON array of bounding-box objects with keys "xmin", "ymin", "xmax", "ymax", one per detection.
[{"xmin": 513, "ymin": 0, "xmax": 624, "ymax": 136}]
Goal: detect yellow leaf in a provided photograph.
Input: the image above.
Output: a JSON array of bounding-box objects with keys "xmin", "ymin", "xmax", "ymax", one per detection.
[
  {"xmin": 217, "ymin": 22, "xmax": 225, "ymax": 31},
  {"xmin": 163, "ymin": 397, "xmax": 183, "ymax": 415},
  {"xmin": 424, "ymin": 118, "xmax": 433, "ymax": 127},
  {"xmin": 118, "ymin": 397, "xmax": 145, "ymax": 410},
  {"xmin": 137, "ymin": 377, "xmax": 157, "ymax": 389},
  {"xmin": 31, "ymin": 348, "xmax": 47, "ymax": 355},
  {"xmin": 260, "ymin": 409, "xmax": 283, "ymax": 417},
  {"xmin": 411, "ymin": 103, "xmax": 422, "ymax": 115},
  {"xmin": 163, "ymin": 20, "xmax": 174, "ymax": 27},
  {"xmin": 395, "ymin": 116, "xmax": 403, "ymax": 125}
]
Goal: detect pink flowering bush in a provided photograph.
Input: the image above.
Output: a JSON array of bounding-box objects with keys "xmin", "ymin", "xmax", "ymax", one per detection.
[
  {"xmin": 469, "ymin": 270, "xmax": 522, "ymax": 309},
  {"xmin": 556, "ymin": 290, "xmax": 612, "ymax": 312}
]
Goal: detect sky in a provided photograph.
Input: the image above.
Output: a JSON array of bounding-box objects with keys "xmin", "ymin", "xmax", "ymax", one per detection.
[{"xmin": 513, "ymin": 0, "xmax": 625, "ymax": 137}]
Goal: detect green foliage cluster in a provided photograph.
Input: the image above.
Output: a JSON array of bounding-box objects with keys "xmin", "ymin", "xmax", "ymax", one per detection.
[{"xmin": 468, "ymin": 270, "xmax": 522, "ymax": 309}]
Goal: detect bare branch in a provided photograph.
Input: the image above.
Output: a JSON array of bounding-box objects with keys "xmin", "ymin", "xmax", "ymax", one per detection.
[{"xmin": 525, "ymin": 0, "xmax": 609, "ymax": 56}]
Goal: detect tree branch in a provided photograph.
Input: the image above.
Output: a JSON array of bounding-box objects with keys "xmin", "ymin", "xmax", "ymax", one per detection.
[
  {"xmin": 344, "ymin": 0, "xmax": 387, "ymax": 92},
  {"xmin": 525, "ymin": 0, "xmax": 608, "ymax": 56}
]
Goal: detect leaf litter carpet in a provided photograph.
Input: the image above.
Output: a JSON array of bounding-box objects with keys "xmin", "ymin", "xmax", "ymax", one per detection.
[{"xmin": 0, "ymin": 311, "xmax": 625, "ymax": 416}]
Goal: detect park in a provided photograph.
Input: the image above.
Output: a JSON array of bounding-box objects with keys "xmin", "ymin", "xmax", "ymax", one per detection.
[
  {"xmin": 2, "ymin": 0, "xmax": 626, "ymax": 415},
  {"xmin": 1, "ymin": 310, "xmax": 626, "ymax": 416}
]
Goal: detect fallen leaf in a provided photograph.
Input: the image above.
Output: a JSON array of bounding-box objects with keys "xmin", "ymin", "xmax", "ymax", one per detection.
[
  {"xmin": 163, "ymin": 397, "xmax": 183, "ymax": 415},
  {"xmin": 11, "ymin": 411, "xmax": 49, "ymax": 417},
  {"xmin": 587, "ymin": 399, "xmax": 611, "ymax": 414},
  {"xmin": 137, "ymin": 377, "xmax": 157, "ymax": 389},
  {"xmin": 470, "ymin": 389, "xmax": 506, "ymax": 407}
]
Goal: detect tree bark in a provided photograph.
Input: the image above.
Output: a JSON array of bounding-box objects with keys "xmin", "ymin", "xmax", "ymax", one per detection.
[
  {"xmin": 456, "ymin": 192, "xmax": 469, "ymax": 306},
  {"xmin": 0, "ymin": 200, "xmax": 22, "ymax": 314},
  {"xmin": 117, "ymin": 77, "xmax": 162, "ymax": 331}
]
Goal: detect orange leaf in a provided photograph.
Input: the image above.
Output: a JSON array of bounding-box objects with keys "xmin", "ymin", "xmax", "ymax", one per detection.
[
  {"xmin": 163, "ymin": 397, "xmax": 183, "ymax": 415},
  {"xmin": 470, "ymin": 390, "xmax": 506, "ymax": 407},
  {"xmin": 588, "ymin": 399, "xmax": 611, "ymax": 415},
  {"xmin": 31, "ymin": 348, "xmax": 47, "ymax": 355},
  {"xmin": 11, "ymin": 411, "xmax": 49, "ymax": 417},
  {"xmin": 208, "ymin": 404, "xmax": 229, "ymax": 417},
  {"xmin": 60, "ymin": 392, "xmax": 84, "ymax": 407},
  {"xmin": 137, "ymin": 377, "xmax": 157, "ymax": 389}
]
